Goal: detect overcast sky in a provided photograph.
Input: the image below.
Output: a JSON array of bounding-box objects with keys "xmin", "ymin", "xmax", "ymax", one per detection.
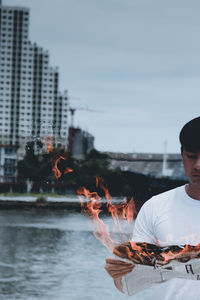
[{"xmin": 3, "ymin": 0, "xmax": 200, "ymax": 153}]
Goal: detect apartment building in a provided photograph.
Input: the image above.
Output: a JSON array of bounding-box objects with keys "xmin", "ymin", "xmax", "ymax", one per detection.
[{"xmin": 0, "ymin": 0, "xmax": 68, "ymax": 181}]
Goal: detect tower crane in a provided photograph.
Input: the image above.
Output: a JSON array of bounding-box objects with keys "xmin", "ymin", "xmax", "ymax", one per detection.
[
  {"xmin": 69, "ymin": 106, "xmax": 104, "ymax": 128},
  {"xmin": 68, "ymin": 106, "xmax": 104, "ymax": 153}
]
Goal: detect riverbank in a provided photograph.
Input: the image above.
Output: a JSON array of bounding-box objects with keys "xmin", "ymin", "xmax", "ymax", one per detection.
[
  {"xmin": 0, "ymin": 193, "xmax": 80, "ymax": 210},
  {"xmin": 0, "ymin": 193, "xmax": 118, "ymax": 211},
  {"xmin": 0, "ymin": 193, "xmax": 78, "ymax": 202},
  {"xmin": 0, "ymin": 199, "xmax": 84, "ymax": 210}
]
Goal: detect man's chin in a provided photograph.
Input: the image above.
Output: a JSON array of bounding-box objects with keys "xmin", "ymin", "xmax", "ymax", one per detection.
[{"xmin": 191, "ymin": 177, "xmax": 200, "ymax": 184}]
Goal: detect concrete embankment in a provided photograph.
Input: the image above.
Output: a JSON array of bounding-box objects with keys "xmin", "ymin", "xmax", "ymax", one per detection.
[
  {"xmin": 0, "ymin": 197, "xmax": 109, "ymax": 211},
  {"xmin": 0, "ymin": 200, "xmax": 83, "ymax": 210}
]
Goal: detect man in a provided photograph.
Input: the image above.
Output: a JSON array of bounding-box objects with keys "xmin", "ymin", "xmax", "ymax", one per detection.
[{"xmin": 105, "ymin": 117, "xmax": 200, "ymax": 299}]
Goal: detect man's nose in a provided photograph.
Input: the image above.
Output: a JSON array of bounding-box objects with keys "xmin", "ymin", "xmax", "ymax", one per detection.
[{"xmin": 194, "ymin": 156, "xmax": 200, "ymax": 170}]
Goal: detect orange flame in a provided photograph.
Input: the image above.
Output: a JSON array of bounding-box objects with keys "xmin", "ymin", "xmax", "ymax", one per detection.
[
  {"xmin": 158, "ymin": 243, "xmax": 200, "ymax": 264},
  {"xmin": 41, "ymin": 135, "xmax": 55, "ymax": 153},
  {"xmin": 113, "ymin": 241, "xmax": 159, "ymax": 265},
  {"xmin": 129, "ymin": 242, "xmax": 155, "ymax": 264},
  {"xmin": 113, "ymin": 242, "xmax": 200, "ymax": 266},
  {"xmin": 41, "ymin": 136, "xmax": 73, "ymax": 179},
  {"xmin": 49, "ymin": 151, "xmax": 200, "ymax": 264},
  {"xmin": 78, "ymin": 177, "xmax": 137, "ymax": 251},
  {"xmin": 79, "ymin": 177, "xmax": 200, "ymax": 265},
  {"xmin": 77, "ymin": 186, "xmax": 115, "ymax": 250},
  {"xmin": 53, "ymin": 155, "xmax": 67, "ymax": 179},
  {"xmin": 97, "ymin": 177, "xmax": 136, "ymax": 241},
  {"xmin": 64, "ymin": 167, "xmax": 73, "ymax": 174}
]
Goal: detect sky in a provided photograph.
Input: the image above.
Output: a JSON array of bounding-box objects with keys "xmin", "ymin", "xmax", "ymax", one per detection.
[{"xmin": 3, "ymin": 0, "xmax": 200, "ymax": 153}]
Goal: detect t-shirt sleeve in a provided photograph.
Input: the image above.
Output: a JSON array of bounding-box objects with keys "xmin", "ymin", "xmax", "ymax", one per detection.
[{"xmin": 131, "ymin": 198, "xmax": 156, "ymax": 244}]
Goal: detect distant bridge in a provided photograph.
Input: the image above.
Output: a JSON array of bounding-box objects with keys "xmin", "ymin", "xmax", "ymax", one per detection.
[{"xmin": 104, "ymin": 152, "xmax": 187, "ymax": 180}]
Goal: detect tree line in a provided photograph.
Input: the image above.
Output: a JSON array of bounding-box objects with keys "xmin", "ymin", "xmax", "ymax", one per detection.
[{"xmin": 15, "ymin": 141, "xmax": 187, "ymax": 209}]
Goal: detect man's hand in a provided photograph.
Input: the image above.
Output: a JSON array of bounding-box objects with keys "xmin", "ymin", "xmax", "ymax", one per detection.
[{"xmin": 105, "ymin": 258, "xmax": 134, "ymax": 292}]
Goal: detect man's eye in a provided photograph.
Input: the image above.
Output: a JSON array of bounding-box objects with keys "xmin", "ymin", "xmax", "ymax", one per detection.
[{"xmin": 187, "ymin": 155, "xmax": 197, "ymax": 159}]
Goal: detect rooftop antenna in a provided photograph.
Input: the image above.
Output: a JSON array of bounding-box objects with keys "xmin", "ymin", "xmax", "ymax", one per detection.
[{"xmin": 69, "ymin": 108, "xmax": 76, "ymax": 128}]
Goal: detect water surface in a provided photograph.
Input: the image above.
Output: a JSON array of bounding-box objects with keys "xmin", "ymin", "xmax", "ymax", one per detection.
[{"xmin": 0, "ymin": 209, "xmax": 153, "ymax": 299}]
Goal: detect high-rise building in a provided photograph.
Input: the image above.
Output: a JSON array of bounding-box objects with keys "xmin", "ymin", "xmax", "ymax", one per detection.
[{"xmin": 0, "ymin": 0, "xmax": 68, "ymax": 181}]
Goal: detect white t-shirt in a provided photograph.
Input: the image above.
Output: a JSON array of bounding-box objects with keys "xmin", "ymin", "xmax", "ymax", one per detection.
[{"xmin": 132, "ymin": 185, "xmax": 200, "ymax": 300}]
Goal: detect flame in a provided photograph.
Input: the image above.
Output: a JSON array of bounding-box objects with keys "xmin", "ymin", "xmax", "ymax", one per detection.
[
  {"xmin": 79, "ymin": 178, "xmax": 200, "ymax": 264},
  {"xmin": 130, "ymin": 242, "xmax": 158, "ymax": 265},
  {"xmin": 113, "ymin": 241, "xmax": 200, "ymax": 266},
  {"xmin": 53, "ymin": 155, "xmax": 73, "ymax": 179},
  {"xmin": 78, "ymin": 177, "xmax": 136, "ymax": 251},
  {"xmin": 158, "ymin": 243, "xmax": 200, "ymax": 264},
  {"xmin": 53, "ymin": 155, "xmax": 66, "ymax": 179},
  {"xmin": 113, "ymin": 241, "xmax": 160, "ymax": 265},
  {"xmin": 49, "ymin": 152, "xmax": 200, "ymax": 266},
  {"xmin": 41, "ymin": 135, "xmax": 55, "ymax": 153},
  {"xmin": 77, "ymin": 186, "xmax": 115, "ymax": 250},
  {"xmin": 40, "ymin": 136, "xmax": 73, "ymax": 179},
  {"xmin": 53, "ymin": 157, "xmax": 73, "ymax": 179},
  {"xmin": 64, "ymin": 167, "xmax": 73, "ymax": 174},
  {"xmin": 97, "ymin": 177, "xmax": 136, "ymax": 241},
  {"xmin": 46, "ymin": 148, "xmax": 200, "ymax": 265}
]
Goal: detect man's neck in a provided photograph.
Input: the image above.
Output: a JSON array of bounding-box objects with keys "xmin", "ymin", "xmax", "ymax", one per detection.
[{"xmin": 186, "ymin": 183, "xmax": 200, "ymax": 200}]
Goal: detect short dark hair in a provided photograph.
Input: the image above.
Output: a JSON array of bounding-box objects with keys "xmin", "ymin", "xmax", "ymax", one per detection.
[{"xmin": 179, "ymin": 117, "xmax": 200, "ymax": 152}]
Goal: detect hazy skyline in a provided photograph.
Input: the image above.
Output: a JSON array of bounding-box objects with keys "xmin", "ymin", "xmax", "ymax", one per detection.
[{"xmin": 3, "ymin": 0, "xmax": 200, "ymax": 153}]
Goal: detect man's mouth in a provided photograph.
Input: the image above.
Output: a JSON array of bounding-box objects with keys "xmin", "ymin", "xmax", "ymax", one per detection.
[{"xmin": 192, "ymin": 174, "xmax": 200, "ymax": 178}]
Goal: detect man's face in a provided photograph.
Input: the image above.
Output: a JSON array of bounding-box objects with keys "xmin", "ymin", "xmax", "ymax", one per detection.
[{"xmin": 182, "ymin": 149, "xmax": 200, "ymax": 184}]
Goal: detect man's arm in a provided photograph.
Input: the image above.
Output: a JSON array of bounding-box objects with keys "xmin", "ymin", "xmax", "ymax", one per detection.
[
  {"xmin": 105, "ymin": 258, "xmax": 135, "ymax": 293},
  {"xmin": 105, "ymin": 199, "xmax": 156, "ymax": 293}
]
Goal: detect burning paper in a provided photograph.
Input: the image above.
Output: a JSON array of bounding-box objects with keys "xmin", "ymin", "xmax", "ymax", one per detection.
[
  {"xmin": 113, "ymin": 241, "xmax": 200, "ymax": 266},
  {"xmin": 115, "ymin": 242, "xmax": 200, "ymax": 296}
]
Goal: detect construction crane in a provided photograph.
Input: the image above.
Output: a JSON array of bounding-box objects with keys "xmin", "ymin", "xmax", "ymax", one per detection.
[
  {"xmin": 69, "ymin": 106, "xmax": 104, "ymax": 128},
  {"xmin": 68, "ymin": 106, "xmax": 104, "ymax": 153}
]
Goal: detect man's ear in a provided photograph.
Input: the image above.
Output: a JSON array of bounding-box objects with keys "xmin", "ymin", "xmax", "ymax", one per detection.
[{"xmin": 181, "ymin": 146, "xmax": 183, "ymax": 156}]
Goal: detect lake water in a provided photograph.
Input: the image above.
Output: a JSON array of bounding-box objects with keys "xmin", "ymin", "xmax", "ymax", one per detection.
[{"xmin": 0, "ymin": 209, "xmax": 153, "ymax": 300}]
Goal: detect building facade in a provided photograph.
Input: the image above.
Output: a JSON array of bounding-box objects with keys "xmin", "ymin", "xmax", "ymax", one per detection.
[
  {"xmin": 0, "ymin": 145, "xmax": 18, "ymax": 182},
  {"xmin": 0, "ymin": 1, "xmax": 68, "ymax": 180}
]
